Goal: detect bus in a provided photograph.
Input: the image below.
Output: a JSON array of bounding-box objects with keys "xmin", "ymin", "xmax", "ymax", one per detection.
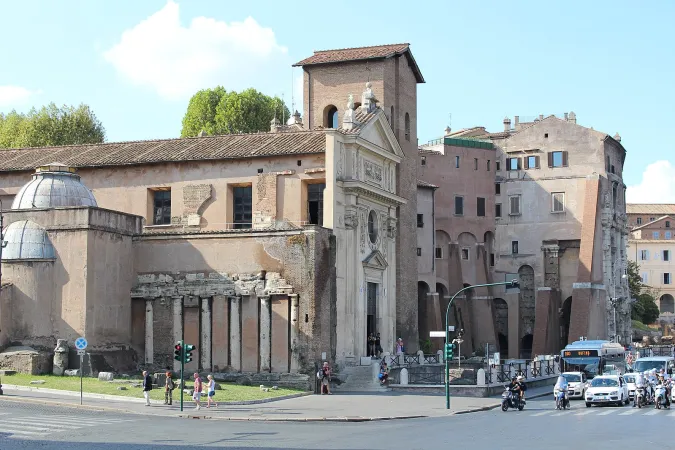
[{"xmin": 560, "ymin": 340, "xmax": 626, "ymax": 379}]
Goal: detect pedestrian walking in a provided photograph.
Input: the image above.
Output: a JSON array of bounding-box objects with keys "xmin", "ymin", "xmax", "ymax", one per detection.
[
  {"xmin": 142, "ymin": 370, "xmax": 153, "ymax": 406},
  {"xmin": 206, "ymin": 374, "xmax": 218, "ymax": 408},
  {"xmin": 164, "ymin": 371, "xmax": 175, "ymax": 405},
  {"xmin": 193, "ymin": 372, "xmax": 203, "ymax": 410},
  {"xmin": 396, "ymin": 338, "xmax": 405, "ymax": 355},
  {"xmin": 320, "ymin": 361, "xmax": 332, "ymax": 395}
]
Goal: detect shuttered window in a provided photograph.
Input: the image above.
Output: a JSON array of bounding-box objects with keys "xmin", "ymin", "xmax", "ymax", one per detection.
[
  {"xmin": 524, "ymin": 155, "xmax": 540, "ymax": 169},
  {"xmin": 548, "ymin": 151, "xmax": 568, "ymax": 168}
]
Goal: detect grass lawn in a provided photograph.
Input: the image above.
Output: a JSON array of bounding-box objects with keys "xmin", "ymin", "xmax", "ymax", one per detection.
[
  {"xmin": 632, "ymin": 320, "xmax": 654, "ymax": 332},
  {"xmin": 2, "ymin": 373, "xmax": 305, "ymax": 402}
]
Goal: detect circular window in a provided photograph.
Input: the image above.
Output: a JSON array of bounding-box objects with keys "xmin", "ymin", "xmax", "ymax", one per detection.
[{"xmin": 368, "ymin": 210, "xmax": 378, "ymax": 243}]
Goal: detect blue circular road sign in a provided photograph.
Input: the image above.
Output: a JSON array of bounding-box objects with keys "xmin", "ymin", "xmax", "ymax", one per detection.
[{"xmin": 75, "ymin": 337, "xmax": 88, "ymax": 350}]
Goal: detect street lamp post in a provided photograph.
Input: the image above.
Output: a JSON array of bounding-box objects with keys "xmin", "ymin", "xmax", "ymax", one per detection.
[
  {"xmin": 0, "ymin": 199, "xmax": 5, "ymax": 395},
  {"xmin": 445, "ymin": 280, "xmax": 519, "ymax": 410}
]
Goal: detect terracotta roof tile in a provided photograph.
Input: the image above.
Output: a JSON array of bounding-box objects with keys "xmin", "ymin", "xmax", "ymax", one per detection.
[
  {"xmin": 627, "ymin": 204, "xmax": 675, "ymax": 215},
  {"xmin": 337, "ymin": 109, "xmax": 379, "ymax": 134},
  {"xmin": 294, "ymin": 43, "xmax": 424, "ymax": 83},
  {"xmin": 0, "ymin": 131, "xmax": 327, "ymax": 172},
  {"xmin": 417, "ymin": 179, "xmax": 438, "ymax": 189}
]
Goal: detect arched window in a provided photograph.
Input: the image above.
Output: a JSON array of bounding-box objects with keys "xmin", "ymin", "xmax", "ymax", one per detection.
[
  {"xmin": 390, "ymin": 106, "xmax": 395, "ymax": 131},
  {"xmin": 368, "ymin": 210, "xmax": 378, "ymax": 243},
  {"xmin": 323, "ymin": 105, "xmax": 338, "ymax": 128},
  {"xmin": 404, "ymin": 112, "xmax": 411, "ymax": 141}
]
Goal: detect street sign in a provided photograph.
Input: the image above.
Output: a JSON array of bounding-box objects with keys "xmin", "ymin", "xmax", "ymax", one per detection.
[
  {"xmin": 75, "ymin": 337, "xmax": 88, "ymax": 350},
  {"xmin": 448, "ymin": 326, "xmax": 455, "ymax": 332},
  {"xmin": 430, "ymin": 331, "xmax": 445, "ymax": 338},
  {"xmin": 76, "ymin": 349, "xmax": 85, "ymax": 356}
]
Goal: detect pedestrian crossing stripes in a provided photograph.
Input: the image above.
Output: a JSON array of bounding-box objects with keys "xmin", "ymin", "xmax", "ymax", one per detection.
[
  {"xmin": 0, "ymin": 414, "xmax": 134, "ymax": 439},
  {"xmin": 526, "ymin": 407, "xmax": 675, "ymax": 418}
]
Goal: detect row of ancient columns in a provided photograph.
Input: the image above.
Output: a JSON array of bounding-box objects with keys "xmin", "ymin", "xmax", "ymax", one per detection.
[{"xmin": 143, "ymin": 294, "xmax": 300, "ymax": 373}]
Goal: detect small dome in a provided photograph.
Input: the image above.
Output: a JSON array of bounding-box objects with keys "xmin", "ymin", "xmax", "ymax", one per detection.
[
  {"xmin": 11, "ymin": 163, "xmax": 97, "ymax": 210},
  {"xmin": 1, "ymin": 220, "xmax": 55, "ymax": 260}
]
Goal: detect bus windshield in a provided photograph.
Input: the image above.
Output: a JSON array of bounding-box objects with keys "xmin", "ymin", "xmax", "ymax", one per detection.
[
  {"xmin": 633, "ymin": 360, "xmax": 668, "ymax": 373},
  {"xmin": 561, "ymin": 357, "xmax": 600, "ymax": 378}
]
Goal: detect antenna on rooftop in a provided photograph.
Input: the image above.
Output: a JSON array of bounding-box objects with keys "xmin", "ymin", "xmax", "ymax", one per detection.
[
  {"xmin": 449, "ymin": 113, "xmax": 452, "ymax": 130},
  {"xmin": 281, "ymin": 93, "xmax": 285, "ymax": 125},
  {"xmin": 366, "ymin": 63, "xmax": 371, "ymax": 82},
  {"xmin": 291, "ymin": 68, "xmax": 295, "ymax": 116}
]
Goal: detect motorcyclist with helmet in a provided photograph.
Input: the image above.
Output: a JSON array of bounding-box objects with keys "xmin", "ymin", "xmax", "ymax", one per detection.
[
  {"xmin": 554, "ymin": 374, "xmax": 569, "ymax": 408},
  {"xmin": 508, "ymin": 376, "xmax": 522, "ymax": 406}
]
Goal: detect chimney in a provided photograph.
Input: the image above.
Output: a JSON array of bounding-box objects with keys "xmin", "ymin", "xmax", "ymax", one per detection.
[
  {"xmin": 503, "ymin": 116, "xmax": 511, "ymax": 132},
  {"xmin": 197, "ymin": 130, "xmax": 208, "ymax": 137},
  {"xmin": 270, "ymin": 117, "xmax": 281, "ymax": 133},
  {"xmin": 564, "ymin": 112, "xmax": 569, "ymax": 121},
  {"xmin": 539, "ymin": 114, "xmax": 544, "ymax": 120},
  {"xmin": 568, "ymin": 111, "xmax": 576, "ymax": 124},
  {"xmin": 514, "ymin": 116, "xmax": 519, "ymax": 129}
]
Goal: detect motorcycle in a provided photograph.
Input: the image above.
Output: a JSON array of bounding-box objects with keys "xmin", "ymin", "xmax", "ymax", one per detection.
[
  {"xmin": 501, "ymin": 386, "xmax": 525, "ymax": 412},
  {"xmin": 554, "ymin": 388, "xmax": 569, "ymax": 410},
  {"xmin": 654, "ymin": 384, "xmax": 670, "ymax": 410},
  {"xmin": 634, "ymin": 386, "xmax": 647, "ymax": 408}
]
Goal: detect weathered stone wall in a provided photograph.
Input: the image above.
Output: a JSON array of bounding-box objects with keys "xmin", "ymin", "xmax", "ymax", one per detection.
[{"xmin": 0, "ymin": 284, "xmax": 12, "ymax": 350}]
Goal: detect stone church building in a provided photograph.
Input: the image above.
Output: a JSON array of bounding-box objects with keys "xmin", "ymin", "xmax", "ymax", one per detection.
[{"xmin": 0, "ymin": 44, "xmax": 425, "ymax": 376}]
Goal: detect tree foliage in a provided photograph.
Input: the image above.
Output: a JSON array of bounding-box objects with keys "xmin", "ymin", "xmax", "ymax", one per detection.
[
  {"xmin": 181, "ymin": 88, "xmax": 290, "ymax": 137},
  {"xmin": 0, "ymin": 103, "xmax": 105, "ymax": 148},
  {"xmin": 627, "ymin": 261, "xmax": 661, "ymax": 324}
]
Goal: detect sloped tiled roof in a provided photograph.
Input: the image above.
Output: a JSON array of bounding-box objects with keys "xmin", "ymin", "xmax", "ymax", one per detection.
[
  {"xmin": 417, "ymin": 179, "xmax": 438, "ymax": 189},
  {"xmin": 0, "ymin": 131, "xmax": 328, "ymax": 172},
  {"xmin": 294, "ymin": 43, "xmax": 425, "ymax": 83},
  {"xmin": 627, "ymin": 204, "xmax": 675, "ymax": 215},
  {"xmin": 336, "ymin": 109, "xmax": 379, "ymax": 135},
  {"xmin": 631, "ymin": 215, "xmax": 675, "ymax": 231}
]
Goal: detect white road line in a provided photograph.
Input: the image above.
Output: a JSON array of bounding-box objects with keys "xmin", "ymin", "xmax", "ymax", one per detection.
[
  {"xmin": 597, "ymin": 410, "xmax": 616, "ymax": 416},
  {"xmin": 0, "ymin": 428, "xmax": 47, "ymax": 436},
  {"xmin": 2, "ymin": 419, "xmax": 81, "ymax": 429},
  {"xmin": 575, "ymin": 410, "xmax": 595, "ymax": 416},
  {"xmin": 551, "ymin": 411, "xmax": 572, "ymax": 416},
  {"xmin": 531, "ymin": 411, "xmax": 555, "ymax": 416},
  {"xmin": 48, "ymin": 417, "xmax": 128, "ymax": 425},
  {"xmin": 619, "ymin": 409, "xmax": 640, "ymax": 415},
  {"xmin": 643, "ymin": 410, "xmax": 661, "ymax": 416},
  {"xmin": 0, "ymin": 423, "xmax": 54, "ymax": 432}
]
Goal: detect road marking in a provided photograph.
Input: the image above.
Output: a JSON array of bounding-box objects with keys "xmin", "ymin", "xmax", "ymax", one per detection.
[
  {"xmin": 531, "ymin": 411, "xmax": 554, "ymax": 416},
  {"xmin": 643, "ymin": 410, "xmax": 661, "ymax": 416},
  {"xmin": 551, "ymin": 411, "xmax": 572, "ymax": 416},
  {"xmin": 619, "ymin": 409, "xmax": 640, "ymax": 415},
  {"xmin": 0, "ymin": 427, "xmax": 47, "ymax": 436},
  {"xmin": 597, "ymin": 410, "xmax": 616, "ymax": 416},
  {"xmin": 574, "ymin": 410, "xmax": 595, "ymax": 416},
  {"xmin": 3, "ymin": 419, "xmax": 82, "ymax": 429},
  {"xmin": 0, "ymin": 415, "xmax": 134, "ymax": 439},
  {"xmin": 667, "ymin": 411, "xmax": 675, "ymax": 417}
]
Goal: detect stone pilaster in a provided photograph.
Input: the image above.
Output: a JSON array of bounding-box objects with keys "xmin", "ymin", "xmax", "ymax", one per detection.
[
  {"xmin": 229, "ymin": 296, "xmax": 242, "ymax": 372},
  {"xmin": 290, "ymin": 294, "xmax": 300, "ymax": 372},
  {"xmin": 259, "ymin": 296, "xmax": 271, "ymax": 372},
  {"xmin": 200, "ymin": 298, "xmax": 212, "ymax": 371},
  {"xmin": 145, "ymin": 299, "xmax": 154, "ymax": 365}
]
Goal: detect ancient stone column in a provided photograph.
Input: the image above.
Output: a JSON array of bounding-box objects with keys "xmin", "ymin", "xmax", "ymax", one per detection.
[
  {"xmin": 289, "ymin": 294, "xmax": 300, "ymax": 372},
  {"xmin": 200, "ymin": 298, "xmax": 212, "ymax": 371},
  {"xmin": 52, "ymin": 339, "xmax": 68, "ymax": 376},
  {"xmin": 229, "ymin": 296, "xmax": 242, "ymax": 372},
  {"xmin": 145, "ymin": 299, "xmax": 154, "ymax": 365},
  {"xmin": 259, "ymin": 296, "xmax": 271, "ymax": 372},
  {"xmin": 172, "ymin": 296, "xmax": 183, "ymax": 373}
]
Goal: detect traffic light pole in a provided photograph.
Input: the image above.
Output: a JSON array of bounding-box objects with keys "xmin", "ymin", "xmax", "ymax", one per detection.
[
  {"xmin": 445, "ymin": 280, "xmax": 518, "ymax": 410},
  {"xmin": 180, "ymin": 339, "xmax": 184, "ymax": 412}
]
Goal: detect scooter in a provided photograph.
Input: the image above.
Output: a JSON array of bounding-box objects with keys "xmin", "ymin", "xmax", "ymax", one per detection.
[
  {"xmin": 501, "ymin": 386, "xmax": 525, "ymax": 412},
  {"xmin": 554, "ymin": 388, "xmax": 569, "ymax": 410},
  {"xmin": 655, "ymin": 384, "xmax": 670, "ymax": 410},
  {"xmin": 634, "ymin": 386, "xmax": 646, "ymax": 408}
]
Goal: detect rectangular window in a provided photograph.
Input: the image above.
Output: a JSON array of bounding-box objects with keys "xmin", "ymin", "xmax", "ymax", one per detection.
[
  {"xmin": 551, "ymin": 192, "xmax": 565, "ymax": 213},
  {"xmin": 667, "ymin": 221, "xmax": 671, "ymax": 228},
  {"xmin": 641, "ymin": 273, "xmax": 648, "ymax": 284},
  {"xmin": 152, "ymin": 189, "xmax": 172, "ymax": 225},
  {"xmin": 417, "ymin": 213, "xmax": 424, "ymax": 228},
  {"xmin": 512, "ymin": 241, "xmax": 519, "ymax": 254},
  {"xmin": 637, "ymin": 217, "xmax": 643, "ymax": 225},
  {"xmin": 509, "ymin": 195, "xmax": 521, "ymax": 215},
  {"xmin": 487, "ymin": 160, "xmax": 491, "ymax": 171},
  {"xmin": 653, "ymin": 231, "xmax": 660, "ymax": 239},
  {"xmin": 455, "ymin": 156, "xmax": 460, "ymax": 168},
  {"xmin": 455, "ymin": 196, "xmax": 464, "ymax": 216},
  {"xmin": 611, "ymin": 165, "xmax": 615, "ymax": 174},
  {"xmin": 667, "ymin": 231, "xmax": 672, "ymax": 239},
  {"xmin": 490, "ymin": 253, "xmax": 495, "ymax": 267},
  {"xmin": 640, "ymin": 250, "xmax": 649, "ymax": 261},
  {"xmin": 496, "ymin": 161, "xmax": 501, "ymax": 171},
  {"xmin": 496, "ymin": 203, "xmax": 502, "ymax": 218},
  {"xmin": 416, "ymin": 247, "xmax": 422, "ymax": 256},
  {"xmin": 233, "ymin": 186, "xmax": 253, "ymax": 229},
  {"xmin": 495, "ymin": 183, "xmax": 501, "ymax": 195},
  {"xmin": 507, "ymin": 157, "xmax": 520, "ymax": 171},
  {"xmin": 307, "ymin": 183, "xmax": 325, "ymax": 226},
  {"xmin": 664, "ymin": 273, "xmax": 671, "ymax": 285},
  {"xmin": 525, "ymin": 155, "xmax": 539, "ymax": 169},
  {"xmin": 548, "ymin": 151, "xmax": 568, "ymax": 168},
  {"xmin": 477, "ymin": 197, "xmax": 486, "ymax": 217},
  {"xmin": 421, "ymin": 156, "xmax": 426, "ymax": 166},
  {"xmin": 606, "ymin": 156, "xmax": 611, "ymax": 172},
  {"xmin": 461, "ymin": 248, "xmax": 469, "ymax": 260},
  {"xmin": 474, "ymin": 158, "xmax": 478, "ymax": 170},
  {"xmin": 650, "ymin": 217, "xmax": 656, "ymax": 222},
  {"xmin": 664, "ymin": 250, "xmax": 670, "ymax": 262},
  {"xmin": 435, "ymin": 247, "xmax": 443, "ymax": 259}
]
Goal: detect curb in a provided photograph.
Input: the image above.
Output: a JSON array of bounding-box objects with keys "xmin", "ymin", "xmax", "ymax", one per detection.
[
  {"xmin": 177, "ymin": 414, "xmax": 428, "ymax": 422},
  {"xmin": 452, "ymin": 391, "xmax": 551, "ymax": 415}
]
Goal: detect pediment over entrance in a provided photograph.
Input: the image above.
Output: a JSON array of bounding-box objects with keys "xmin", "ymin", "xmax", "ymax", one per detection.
[{"xmin": 362, "ymin": 250, "xmax": 388, "ymax": 270}]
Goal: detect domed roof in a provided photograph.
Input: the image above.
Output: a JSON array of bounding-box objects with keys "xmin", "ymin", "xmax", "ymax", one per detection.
[
  {"xmin": 11, "ymin": 163, "xmax": 97, "ymax": 210},
  {"xmin": 1, "ymin": 220, "xmax": 55, "ymax": 260}
]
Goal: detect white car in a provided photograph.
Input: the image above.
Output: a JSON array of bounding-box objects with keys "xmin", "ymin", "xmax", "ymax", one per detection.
[
  {"xmin": 585, "ymin": 375, "xmax": 630, "ymax": 407},
  {"xmin": 623, "ymin": 373, "xmax": 638, "ymax": 401},
  {"xmin": 560, "ymin": 372, "xmax": 587, "ymax": 399}
]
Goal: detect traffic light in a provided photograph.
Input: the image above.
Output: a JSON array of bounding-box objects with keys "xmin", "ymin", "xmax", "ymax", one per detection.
[
  {"xmin": 184, "ymin": 344, "xmax": 196, "ymax": 363},
  {"xmin": 445, "ymin": 342, "xmax": 454, "ymax": 360},
  {"xmin": 174, "ymin": 343, "xmax": 183, "ymax": 362}
]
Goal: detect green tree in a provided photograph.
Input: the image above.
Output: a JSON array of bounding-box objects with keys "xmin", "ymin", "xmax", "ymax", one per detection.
[
  {"xmin": 181, "ymin": 88, "xmax": 289, "ymax": 137},
  {"xmin": 636, "ymin": 294, "xmax": 660, "ymax": 325},
  {"xmin": 626, "ymin": 260, "xmax": 644, "ymax": 300},
  {"xmin": 0, "ymin": 103, "xmax": 105, "ymax": 148}
]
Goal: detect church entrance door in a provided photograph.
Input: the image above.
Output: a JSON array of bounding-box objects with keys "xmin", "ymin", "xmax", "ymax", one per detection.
[{"xmin": 366, "ymin": 282, "xmax": 378, "ymax": 344}]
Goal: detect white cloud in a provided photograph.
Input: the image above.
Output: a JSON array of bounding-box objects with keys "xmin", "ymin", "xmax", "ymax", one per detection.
[
  {"xmin": 103, "ymin": 1, "xmax": 288, "ymax": 100},
  {"xmin": 0, "ymin": 86, "xmax": 42, "ymax": 108},
  {"xmin": 626, "ymin": 160, "xmax": 675, "ymax": 203}
]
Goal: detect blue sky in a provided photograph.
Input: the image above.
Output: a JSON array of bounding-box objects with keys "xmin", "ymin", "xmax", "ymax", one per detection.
[{"xmin": 1, "ymin": 0, "xmax": 674, "ymax": 201}]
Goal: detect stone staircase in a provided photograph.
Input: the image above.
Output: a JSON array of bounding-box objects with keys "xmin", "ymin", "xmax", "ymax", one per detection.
[{"xmin": 333, "ymin": 360, "xmax": 390, "ymax": 393}]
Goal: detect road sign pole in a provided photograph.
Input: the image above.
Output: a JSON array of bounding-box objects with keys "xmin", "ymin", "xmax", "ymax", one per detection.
[
  {"xmin": 80, "ymin": 353, "xmax": 83, "ymax": 405},
  {"xmin": 180, "ymin": 340, "xmax": 184, "ymax": 412},
  {"xmin": 445, "ymin": 280, "xmax": 518, "ymax": 410}
]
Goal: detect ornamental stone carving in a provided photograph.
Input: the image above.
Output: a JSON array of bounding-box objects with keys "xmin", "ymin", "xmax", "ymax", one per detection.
[
  {"xmin": 344, "ymin": 208, "xmax": 359, "ymax": 230},
  {"xmin": 386, "ymin": 217, "xmax": 398, "ymax": 239},
  {"xmin": 364, "ymin": 160, "xmax": 383, "ymax": 184}
]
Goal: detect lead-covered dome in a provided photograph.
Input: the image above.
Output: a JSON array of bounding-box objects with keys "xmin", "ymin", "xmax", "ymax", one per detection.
[
  {"xmin": 11, "ymin": 163, "xmax": 97, "ymax": 210},
  {"xmin": 1, "ymin": 220, "xmax": 55, "ymax": 260}
]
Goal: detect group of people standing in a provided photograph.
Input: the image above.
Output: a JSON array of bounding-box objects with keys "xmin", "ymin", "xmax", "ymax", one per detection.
[
  {"xmin": 141, "ymin": 370, "xmax": 218, "ymax": 409},
  {"xmin": 367, "ymin": 333, "xmax": 383, "ymax": 357}
]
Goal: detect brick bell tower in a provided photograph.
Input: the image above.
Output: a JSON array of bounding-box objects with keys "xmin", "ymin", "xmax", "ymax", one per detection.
[{"xmin": 294, "ymin": 43, "xmax": 426, "ymax": 352}]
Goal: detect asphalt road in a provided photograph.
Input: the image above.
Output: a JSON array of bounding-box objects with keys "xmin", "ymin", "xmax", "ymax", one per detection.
[{"xmin": 1, "ymin": 396, "xmax": 673, "ymax": 449}]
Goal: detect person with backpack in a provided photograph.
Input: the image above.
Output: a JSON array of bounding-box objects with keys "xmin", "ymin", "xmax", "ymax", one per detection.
[{"xmin": 164, "ymin": 371, "xmax": 175, "ymax": 405}]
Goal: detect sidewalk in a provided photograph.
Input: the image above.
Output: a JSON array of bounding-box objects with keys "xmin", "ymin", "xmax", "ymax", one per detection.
[{"xmin": 0, "ymin": 384, "xmax": 553, "ymax": 422}]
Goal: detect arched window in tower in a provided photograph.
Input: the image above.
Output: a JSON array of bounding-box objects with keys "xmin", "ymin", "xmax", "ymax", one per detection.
[
  {"xmin": 323, "ymin": 105, "xmax": 338, "ymax": 128},
  {"xmin": 404, "ymin": 112, "xmax": 411, "ymax": 141},
  {"xmin": 390, "ymin": 106, "xmax": 395, "ymax": 130}
]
